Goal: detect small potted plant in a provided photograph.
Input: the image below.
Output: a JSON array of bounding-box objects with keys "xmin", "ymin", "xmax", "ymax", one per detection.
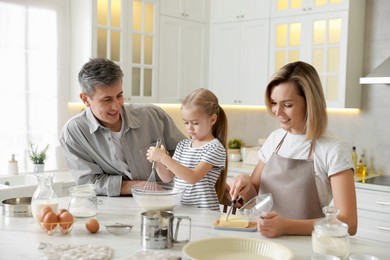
[
  {"xmin": 228, "ymin": 138, "xmax": 244, "ymax": 162},
  {"xmin": 28, "ymin": 143, "xmax": 50, "ymax": 172}
]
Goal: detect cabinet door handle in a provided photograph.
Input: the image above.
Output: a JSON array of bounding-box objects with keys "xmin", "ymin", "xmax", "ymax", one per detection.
[
  {"xmin": 377, "ymin": 226, "xmax": 390, "ymax": 232},
  {"xmin": 376, "ymin": 201, "xmax": 390, "ymax": 206}
]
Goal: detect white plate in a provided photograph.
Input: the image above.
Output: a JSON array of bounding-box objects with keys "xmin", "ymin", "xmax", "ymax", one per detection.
[{"xmin": 182, "ymin": 237, "xmax": 293, "ymax": 260}]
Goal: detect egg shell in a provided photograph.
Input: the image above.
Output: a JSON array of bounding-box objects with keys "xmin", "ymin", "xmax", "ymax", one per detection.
[
  {"xmin": 86, "ymin": 218, "xmax": 100, "ymax": 233},
  {"xmin": 38, "ymin": 206, "xmax": 53, "ymax": 222},
  {"xmin": 58, "ymin": 211, "xmax": 74, "ymax": 229},
  {"xmin": 42, "ymin": 212, "xmax": 58, "ymax": 231},
  {"xmin": 57, "ymin": 208, "xmax": 68, "ymax": 216}
]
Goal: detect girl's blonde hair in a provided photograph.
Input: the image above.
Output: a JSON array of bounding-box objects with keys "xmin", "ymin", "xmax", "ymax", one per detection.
[
  {"xmin": 181, "ymin": 88, "xmax": 228, "ymax": 202},
  {"xmin": 265, "ymin": 61, "xmax": 328, "ymax": 141}
]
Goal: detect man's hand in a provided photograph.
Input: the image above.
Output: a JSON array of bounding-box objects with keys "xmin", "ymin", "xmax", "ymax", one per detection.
[{"xmin": 120, "ymin": 180, "xmax": 147, "ymax": 195}]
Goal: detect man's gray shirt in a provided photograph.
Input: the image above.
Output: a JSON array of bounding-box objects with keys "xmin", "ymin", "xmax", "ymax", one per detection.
[{"xmin": 60, "ymin": 104, "xmax": 185, "ymax": 196}]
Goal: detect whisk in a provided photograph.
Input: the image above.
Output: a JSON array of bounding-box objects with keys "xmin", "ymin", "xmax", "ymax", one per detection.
[{"xmin": 143, "ymin": 138, "xmax": 161, "ymax": 192}]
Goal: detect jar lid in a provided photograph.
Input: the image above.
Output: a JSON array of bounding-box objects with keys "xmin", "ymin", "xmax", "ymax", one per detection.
[
  {"xmin": 69, "ymin": 184, "xmax": 96, "ymax": 197},
  {"xmin": 314, "ymin": 206, "xmax": 349, "ymax": 236}
]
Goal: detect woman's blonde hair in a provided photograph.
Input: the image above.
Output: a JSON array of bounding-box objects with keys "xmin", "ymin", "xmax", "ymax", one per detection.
[
  {"xmin": 181, "ymin": 88, "xmax": 228, "ymax": 202},
  {"xmin": 265, "ymin": 61, "xmax": 328, "ymax": 141}
]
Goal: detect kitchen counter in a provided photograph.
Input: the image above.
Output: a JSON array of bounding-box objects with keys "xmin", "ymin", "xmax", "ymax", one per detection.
[{"xmin": 0, "ymin": 197, "xmax": 388, "ymax": 259}]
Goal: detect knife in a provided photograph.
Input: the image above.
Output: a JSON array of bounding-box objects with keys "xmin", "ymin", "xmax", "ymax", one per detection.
[{"xmin": 225, "ymin": 198, "xmax": 236, "ymax": 221}]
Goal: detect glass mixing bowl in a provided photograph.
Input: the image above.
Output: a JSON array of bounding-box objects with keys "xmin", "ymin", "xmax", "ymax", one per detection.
[{"xmin": 131, "ymin": 182, "xmax": 184, "ymax": 211}]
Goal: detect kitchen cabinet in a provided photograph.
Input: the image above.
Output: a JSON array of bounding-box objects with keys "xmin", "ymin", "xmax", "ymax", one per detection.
[
  {"xmin": 69, "ymin": 0, "xmax": 93, "ymax": 102},
  {"xmin": 209, "ymin": 0, "xmax": 270, "ymax": 106},
  {"xmin": 355, "ymin": 187, "xmax": 390, "ymax": 243},
  {"xmin": 211, "ymin": 0, "xmax": 270, "ymax": 23},
  {"xmin": 210, "ymin": 19, "xmax": 269, "ymax": 105},
  {"xmin": 158, "ymin": 5, "xmax": 209, "ymax": 103},
  {"xmin": 269, "ymin": 0, "xmax": 365, "ymax": 108},
  {"xmin": 70, "ymin": 0, "xmax": 159, "ymax": 103},
  {"xmin": 270, "ymin": 0, "xmax": 350, "ymax": 18},
  {"xmin": 160, "ymin": 0, "xmax": 209, "ymax": 23}
]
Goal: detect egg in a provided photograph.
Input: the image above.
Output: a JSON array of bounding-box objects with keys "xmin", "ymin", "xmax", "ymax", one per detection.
[
  {"xmin": 38, "ymin": 206, "xmax": 53, "ymax": 222},
  {"xmin": 58, "ymin": 211, "xmax": 74, "ymax": 230},
  {"xmin": 86, "ymin": 218, "xmax": 100, "ymax": 233},
  {"xmin": 57, "ymin": 208, "xmax": 68, "ymax": 215},
  {"xmin": 42, "ymin": 211, "xmax": 58, "ymax": 231}
]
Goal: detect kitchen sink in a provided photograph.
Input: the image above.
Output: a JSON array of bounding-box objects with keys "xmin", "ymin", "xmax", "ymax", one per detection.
[
  {"xmin": 0, "ymin": 174, "xmax": 37, "ymax": 188},
  {"xmin": 0, "ymin": 174, "xmax": 61, "ymax": 202}
]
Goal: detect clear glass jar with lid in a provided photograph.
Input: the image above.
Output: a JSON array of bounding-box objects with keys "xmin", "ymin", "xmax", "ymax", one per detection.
[
  {"xmin": 68, "ymin": 184, "xmax": 98, "ymax": 218},
  {"xmin": 312, "ymin": 206, "xmax": 349, "ymax": 258}
]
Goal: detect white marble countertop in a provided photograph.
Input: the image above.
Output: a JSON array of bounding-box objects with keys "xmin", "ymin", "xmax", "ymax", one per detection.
[{"xmin": 0, "ymin": 197, "xmax": 388, "ymax": 259}]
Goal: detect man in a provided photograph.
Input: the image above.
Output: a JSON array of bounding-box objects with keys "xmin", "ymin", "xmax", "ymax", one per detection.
[{"xmin": 60, "ymin": 58, "xmax": 185, "ymax": 196}]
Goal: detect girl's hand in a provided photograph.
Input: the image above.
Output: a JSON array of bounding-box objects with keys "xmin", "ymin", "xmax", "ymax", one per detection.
[
  {"xmin": 146, "ymin": 145, "xmax": 167, "ymax": 163},
  {"xmin": 229, "ymin": 174, "xmax": 252, "ymax": 200},
  {"xmin": 257, "ymin": 211, "xmax": 287, "ymax": 238}
]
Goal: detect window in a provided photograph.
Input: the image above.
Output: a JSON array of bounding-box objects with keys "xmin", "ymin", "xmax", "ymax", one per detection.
[{"xmin": 0, "ymin": 0, "xmax": 69, "ymax": 173}]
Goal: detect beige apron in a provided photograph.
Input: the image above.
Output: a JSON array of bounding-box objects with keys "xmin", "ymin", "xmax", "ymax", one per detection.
[{"xmin": 259, "ymin": 132, "xmax": 323, "ymax": 219}]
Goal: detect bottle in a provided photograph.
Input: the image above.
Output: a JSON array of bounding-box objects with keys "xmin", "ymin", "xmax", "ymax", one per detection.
[
  {"xmin": 360, "ymin": 153, "xmax": 367, "ymax": 166},
  {"xmin": 356, "ymin": 160, "xmax": 367, "ymax": 178},
  {"xmin": 312, "ymin": 206, "xmax": 349, "ymax": 258},
  {"xmin": 360, "ymin": 153, "xmax": 369, "ymax": 175},
  {"xmin": 8, "ymin": 154, "xmax": 19, "ymax": 175},
  {"xmin": 31, "ymin": 172, "xmax": 59, "ymax": 221},
  {"xmin": 351, "ymin": 146, "xmax": 357, "ymax": 171}
]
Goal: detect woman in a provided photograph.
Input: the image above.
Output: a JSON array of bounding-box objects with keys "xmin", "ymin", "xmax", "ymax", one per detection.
[{"xmin": 229, "ymin": 61, "xmax": 357, "ymax": 237}]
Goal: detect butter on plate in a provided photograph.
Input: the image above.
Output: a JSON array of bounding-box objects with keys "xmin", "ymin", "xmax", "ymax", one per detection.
[{"xmin": 218, "ymin": 214, "xmax": 249, "ymax": 228}]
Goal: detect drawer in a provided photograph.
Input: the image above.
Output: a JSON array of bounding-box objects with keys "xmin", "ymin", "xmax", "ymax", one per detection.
[
  {"xmin": 356, "ymin": 188, "xmax": 390, "ymax": 214},
  {"xmin": 356, "ymin": 209, "xmax": 390, "ymax": 243}
]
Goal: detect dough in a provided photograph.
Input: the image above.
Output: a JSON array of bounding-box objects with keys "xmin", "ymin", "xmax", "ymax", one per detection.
[{"xmin": 219, "ymin": 214, "xmax": 249, "ymax": 228}]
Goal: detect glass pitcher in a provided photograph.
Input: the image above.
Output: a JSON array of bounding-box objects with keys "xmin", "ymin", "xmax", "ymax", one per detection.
[
  {"xmin": 312, "ymin": 206, "xmax": 349, "ymax": 258},
  {"xmin": 31, "ymin": 172, "xmax": 59, "ymax": 221}
]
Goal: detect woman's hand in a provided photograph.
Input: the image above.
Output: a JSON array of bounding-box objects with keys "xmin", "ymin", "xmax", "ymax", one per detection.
[
  {"xmin": 257, "ymin": 211, "xmax": 287, "ymax": 238},
  {"xmin": 229, "ymin": 174, "xmax": 252, "ymax": 200},
  {"xmin": 146, "ymin": 145, "xmax": 167, "ymax": 163}
]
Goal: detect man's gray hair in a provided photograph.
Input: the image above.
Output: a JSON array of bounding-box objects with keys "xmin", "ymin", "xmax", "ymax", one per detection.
[{"xmin": 78, "ymin": 58, "xmax": 124, "ymax": 96}]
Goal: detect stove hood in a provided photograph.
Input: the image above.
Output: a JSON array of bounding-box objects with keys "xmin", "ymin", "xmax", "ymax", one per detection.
[{"xmin": 360, "ymin": 57, "xmax": 390, "ymax": 84}]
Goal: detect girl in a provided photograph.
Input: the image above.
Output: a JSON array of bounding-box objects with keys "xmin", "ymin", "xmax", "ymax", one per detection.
[{"xmin": 146, "ymin": 88, "xmax": 228, "ymax": 211}]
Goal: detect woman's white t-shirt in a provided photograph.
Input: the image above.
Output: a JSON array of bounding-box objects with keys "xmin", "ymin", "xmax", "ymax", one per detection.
[{"xmin": 258, "ymin": 129, "xmax": 353, "ymax": 208}]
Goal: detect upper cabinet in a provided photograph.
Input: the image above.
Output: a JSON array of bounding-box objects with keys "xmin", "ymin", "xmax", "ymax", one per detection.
[
  {"xmin": 211, "ymin": 0, "xmax": 270, "ymax": 23},
  {"xmin": 269, "ymin": 0, "xmax": 366, "ymax": 108},
  {"xmin": 270, "ymin": 0, "xmax": 350, "ymax": 17},
  {"xmin": 160, "ymin": 0, "xmax": 209, "ymax": 22},
  {"xmin": 70, "ymin": 0, "xmax": 93, "ymax": 102},
  {"xmin": 158, "ymin": 0, "xmax": 209, "ymax": 103},
  {"xmin": 70, "ymin": 0, "xmax": 159, "ymax": 103},
  {"xmin": 209, "ymin": 0, "xmax": 270, "ymax": 106},
  {"xmin": 70, "ymin": 0, "xmax": 366, "ymax": 108}
]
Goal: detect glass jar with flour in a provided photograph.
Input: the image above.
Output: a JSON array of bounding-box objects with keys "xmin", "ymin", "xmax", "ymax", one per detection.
[{"xmin": 312, "ymin": 206, "xmax": 349, "ymax": 258}]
